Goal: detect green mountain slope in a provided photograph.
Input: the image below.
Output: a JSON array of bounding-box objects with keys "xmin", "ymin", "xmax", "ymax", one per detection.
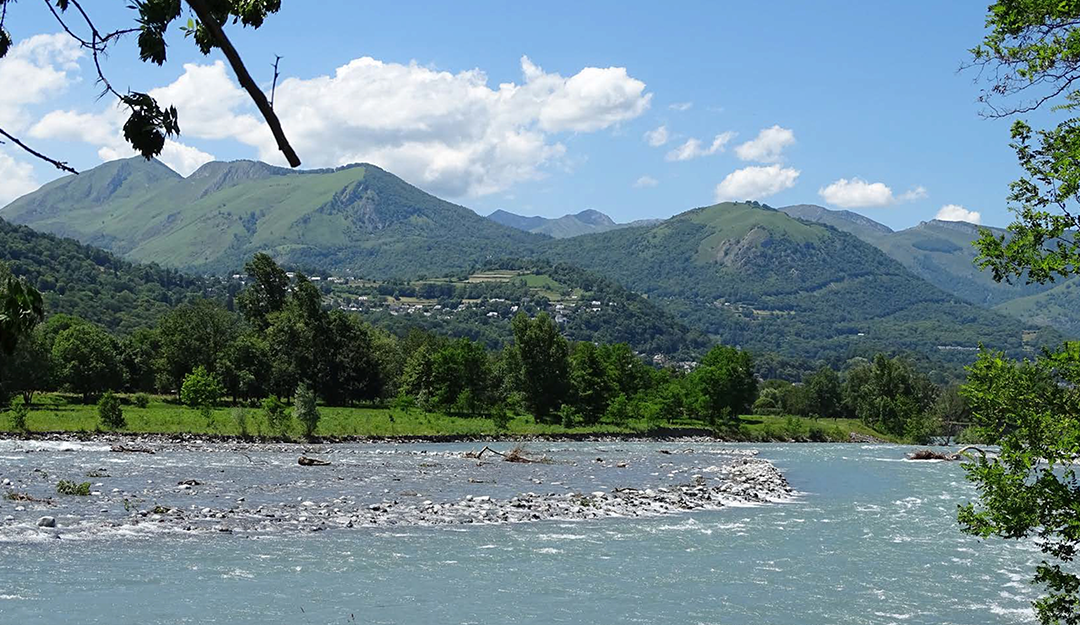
[
  {"xmin": 779, "ymin": 204, "xmax": 1077, "ymax": 331},
  {"xmin": 544, "ymin": 202, "xmax": 1056, "ymax": 371},
  {"xmin": 2, "ymin": 158, "xmax": 545, "ymax": 278},
  {"xmin": 0, "ymin": 217, "xmax": 214, "ymax": 333},
  {"xmin": 488, "ymin": 208, "xmax": 661, "ymax": 238}
]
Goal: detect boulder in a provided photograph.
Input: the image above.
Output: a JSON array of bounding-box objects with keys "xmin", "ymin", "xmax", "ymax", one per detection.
[{"xmin": 37, "ymin": 516, "xmax": 56, "ymax": 528}]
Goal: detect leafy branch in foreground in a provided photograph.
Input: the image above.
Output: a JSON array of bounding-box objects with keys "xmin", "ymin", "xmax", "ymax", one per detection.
[
  {"xmin": 965, "ymin": 3, "xmax": 1080, "ymax": 623},
  {"xmin": 959, "ymin": 346, "xmax": 1080, "ymax": 625},
  {"xmin": 0, "ymin": 0, "xmax": 299, "ymax": 172}
]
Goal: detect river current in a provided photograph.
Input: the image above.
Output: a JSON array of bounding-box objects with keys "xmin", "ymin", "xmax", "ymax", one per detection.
[{"xmin": 0, "ymin": 441, "xmax": 1043, "ymax": 624}]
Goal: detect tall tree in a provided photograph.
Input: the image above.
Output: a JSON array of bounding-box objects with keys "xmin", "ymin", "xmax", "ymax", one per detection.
[
  {"xmin": 569, "ymin": 342, "xmax": 613, "ymax": 425},
  {"xmin": 156, "ymin": 299, "xmax": 238, "ymax": 394},
  {"xmin": 237, "ymin": 253, "xmax": 290, "ymax": 330},
  {"xmin": 52, "ymin": 323, "xmax": 122, "ymax": 403},
  {"xmin": 0, "ymin": 273, "xmax": 44, "ymax": 356},
  {"xmin": 511, "ymin": 312, "xmax": 570, "ymax": 421},
  {"xmin": 692, "ymin": 345, "xmax": 757, "ymax": 425},
  {"xmin": 962, "ymin": 5, "xmax": 1080, "ymax": 621},
  {"xmin": 805, "ymin": 365, "xmax": 842, "ymax": 419}
]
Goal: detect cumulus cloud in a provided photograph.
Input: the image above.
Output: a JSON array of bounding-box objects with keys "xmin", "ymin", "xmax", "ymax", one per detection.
[
  {"xmin": 936, "ymin": 204, "xmax": 981, "ymax": 224},
  {"xmin": 818, "ymin": 177, "xmax": 928, "ymax": 208},
  {"xmin": 31, "ymin": 101, "xmax": 215, "ymax": 176},
  {"xmin": 665, "ymin": 132, "xmax": 735, "ymax": 161},
  {"xmin": 714, "ymin": 165, "xmax": 800, "ymax": 202},
  {"xmin": 0, "ymin": 33, "xmax": 83, "ymax": 131},
  {"xmin": 0, "ymin": 151, "xmax": 39, "ymax": 205},
  {"xmin": 35, "ymin": 55, "xmax": 650, "ymax": 196},
  {"xmin": 633, "ymin": 175, "xmax": 658, "ymax": 188},
  {"xmin": 242, "ymin": 55, "xmax": 650, "ymax": 196},
  {"xmin": 734, "ymin": 125, "xmax": 795, "ymax": 163},
  {"xmin": 669, "ymin": 101, "xmax": 693, "ymax": 111},
  {"xmin": 898, "ymin": 186, "xmax": 928, "ymax": 202},
  {"xmin": 643, "ymin": 125, "xmax": 669, "ymax": 147}
]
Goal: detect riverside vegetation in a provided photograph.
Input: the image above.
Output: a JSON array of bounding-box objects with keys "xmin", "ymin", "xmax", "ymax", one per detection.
[{"xmin": 1, "ymin": 253, "xmax": 967, "ymax": 443}]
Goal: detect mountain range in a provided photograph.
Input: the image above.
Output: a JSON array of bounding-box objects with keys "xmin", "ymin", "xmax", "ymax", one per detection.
[
  {"xmin": 778, "ymin": 204, "xmax": 1080, "ymax": 335},
  {"xmin": 0, "ymin": 157, "xmax": 1068, "ymax": 374},
  {"xmin": 487, "ymin": 208, "xmax": 661, "ymax": 238}
]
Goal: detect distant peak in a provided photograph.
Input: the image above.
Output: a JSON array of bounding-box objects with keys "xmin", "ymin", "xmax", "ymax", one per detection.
[{"xmin": 573, "ymin": 209, "xmax": 616, "ymax": 226}]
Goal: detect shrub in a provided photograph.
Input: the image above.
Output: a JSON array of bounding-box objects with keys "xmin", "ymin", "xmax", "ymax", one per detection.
[
  {"xmin": 133, "ymin": 393, "xmax": 151, "ymax": 409},
  {"xmin": 56, "ymin": 480, "xmax": 91, "ymax": 496},
  {"xmin": 180, "ymin": 366, "xmax": 224, "ymax": 426},
  {"xmin": 558, "ymin": 404, "xmax": 580, "ymax": 429},
  {"xmin": 97, "ymin": 391, "xmax": 125, "ymax": 430},
  {"xmin": 10, "ymin": 400, "xmax": 28, "ymax": 432},
  {"xmin": 262, "ymin": 395, "xmax": 290, "ymax": 435},
  {"xmin": 294, "ymin": 384, "xmax": 320, "ymax": 438},
  {"xmin": 491, "ymin": 404, "xmax": 511, "ymax": 431},
  {"xmin": 232, "ymin": 407, "xmax": 250, "ymax": 438}
]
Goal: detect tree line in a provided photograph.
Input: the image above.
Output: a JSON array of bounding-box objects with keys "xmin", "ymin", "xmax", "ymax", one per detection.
[{"xmin": 1, "ymin": 253, "xmax": 968, "ymax": 440}]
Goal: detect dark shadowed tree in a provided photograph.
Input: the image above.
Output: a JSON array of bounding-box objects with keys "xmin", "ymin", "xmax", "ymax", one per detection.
[
  {"xmin": 511, "ymin": 312, "xmax": 570, "ymax": 421},
  {"xmin": 237, "ymin": 253, "xmax": 290, "ymax": 330}
]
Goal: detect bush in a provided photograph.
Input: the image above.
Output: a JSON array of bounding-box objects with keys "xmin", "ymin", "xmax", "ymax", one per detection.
[
  {"xmin": 232, "ymin": 407, "xmax": 250, "ymax": 438},
  {"xmin": 491, "ymin": 404, "xmax": 511, "ymax": 431},
  {"xmin": 262, "ymin": 395, "xmax": 290, "ymax": 436},
  {"xmin": 294, "ymin": 384, "xmax": 320, "ymax": 438},
  {"xmin": 97, "ymin": 391, "xmax": 125, "ymax": 430},
  {"xmin": 557, "ymin": 404, "xmax": 580, "ymax": 429},
  {"xmin": 9, "ymin": 400, "xmax": 28, "ymax": 432},
  {"xmin": 56, "ymin": 480, "xmax": 91, "ymax": 496},
  {"xmin": 133, "ymin": 393, "xmax": 151, "ymax": 409},
  {"xmin": 180, "ymin": 366, "xmax": 224, "ymax": 425}
]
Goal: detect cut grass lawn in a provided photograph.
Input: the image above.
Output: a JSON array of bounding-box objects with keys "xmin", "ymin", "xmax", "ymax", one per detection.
[{"xmin": 0, "ymin": 394, "xmax": 897, "ymax": 442}]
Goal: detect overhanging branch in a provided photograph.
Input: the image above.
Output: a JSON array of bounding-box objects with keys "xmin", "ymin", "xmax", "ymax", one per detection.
[
  {"xmin": 0, "ymin": 126, "xmax": 78, "ymax": 175},
  {"xmin": 184, "ymin": 0, "xmax": 301, "ymax": 168}
]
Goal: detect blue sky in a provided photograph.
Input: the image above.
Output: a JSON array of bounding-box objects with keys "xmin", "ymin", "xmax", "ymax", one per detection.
[{"xmin": 0, "ymin": 1, "xmax": 1048, "ymax": 229}]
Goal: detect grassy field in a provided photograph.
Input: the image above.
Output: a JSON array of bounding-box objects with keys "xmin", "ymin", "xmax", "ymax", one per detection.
[{"xmin": 0, "ymin": 393, "xmax": 897, "ymax": 442}]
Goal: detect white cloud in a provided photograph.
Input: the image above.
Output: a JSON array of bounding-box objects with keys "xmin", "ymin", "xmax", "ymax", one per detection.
[
  {"xmin": 246, "ymin": 55, "xmax": 650, "ymax": 196},
  {"xmin": 633, "ymin": 175, "xmax": 658, "ymax": 188},
  {"xmin": 818, "ymin": 178, "xmax": 893, "ymax": 208},
  {"xmin": 935, "ymin": 204, "xmax": 981, "ymax": 224},
  {"xmin": 669, "ymin": 101, "xmax": 693, "ymax": 111},
  {"xmin": 898, "ymin": 186, "xmax": 928, "ymax": 202},
  {"xmin": 0, "ymin": 151, "xmax": 39, "ymax": 205},
  {"xmin": 734, "ymin": 125, "xmax": 795, "ymax": 163},
  {"xmin": 31, "ymin": 102, "xmax": 214, "ymax": 176},
  {"xmin": 0, "ymin": 33, "xmax": 84, "ymax": 131},
  {"xmin": 714, "ymin": 165, "xmax": 800, "ymax": 202},
  {"xmin": 818, "ymin": 177, "xmax": 928, "ymax": 208},
  {"xmin": 644, "ymin": 125, "xmax": 669, "ymax": 147},
  {"xmin": 665, "ymin": 131, "xmax": 735, "ymax": 161},
  {"xmin": 30, "ymin": 54, "xmax": 651, "ymax": 196}
]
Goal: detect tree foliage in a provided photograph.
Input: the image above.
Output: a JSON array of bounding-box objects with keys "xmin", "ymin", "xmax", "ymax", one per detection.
[
  {"xmin": 0, "ymin": 0, "xmax": 297, "ymax": 171},
  {"xmin": 962, "ymin": 4, "xmax": 1080, "ymax": 621}
]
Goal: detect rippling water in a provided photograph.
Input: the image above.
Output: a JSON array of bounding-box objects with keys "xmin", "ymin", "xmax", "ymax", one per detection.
[{"xmin": 0, "ymin": 442, "xmax": 1041, "ymax": 624}]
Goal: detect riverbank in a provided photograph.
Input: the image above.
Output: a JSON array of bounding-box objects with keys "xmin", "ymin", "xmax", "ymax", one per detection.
[
  {"xmin": 1, "ymin": 394, "xmax": 895, "ymax": 443},
  {"xmin": 0, "ymin": 438, "xmax": 793, "ymax": 540}
]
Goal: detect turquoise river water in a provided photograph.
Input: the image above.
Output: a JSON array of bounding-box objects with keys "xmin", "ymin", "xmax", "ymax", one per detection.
[{"xmin": 0, "ymin": 441, "xmax": 1045, "ymax": 624}]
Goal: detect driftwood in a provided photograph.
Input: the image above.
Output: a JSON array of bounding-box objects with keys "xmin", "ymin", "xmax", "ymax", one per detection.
[
  {"xmin": 467, "ymin": 444, "xmax": 549, "ymax": 464},
  {"xmin": 110, "ymin": 445, "xmax": 154, "ymax": 454},
  {"xmin": 298, "ymin": 456, "xmax": 331, "ymax": 467},
  {"xmin": 908, "ymin": 446, "xmax": 990, "ymax": 461}
]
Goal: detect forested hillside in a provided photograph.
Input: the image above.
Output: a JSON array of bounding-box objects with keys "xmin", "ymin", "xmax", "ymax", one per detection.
[
  {"xmin": 780, "ymin": 204, "xmax": 1079, "ymax": 333},
  {"xmin": 545, "ymin": 202, "xmax": 1058, "ymax": 373},
  {"xmin": 0, "ymin": 218, "xmax": 214, "ymax": 334}
]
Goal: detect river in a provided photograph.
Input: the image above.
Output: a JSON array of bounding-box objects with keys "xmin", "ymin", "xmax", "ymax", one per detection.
[{"xmin": 0, "ymin": 441, "xmax": 1041, "ymax": 624}]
